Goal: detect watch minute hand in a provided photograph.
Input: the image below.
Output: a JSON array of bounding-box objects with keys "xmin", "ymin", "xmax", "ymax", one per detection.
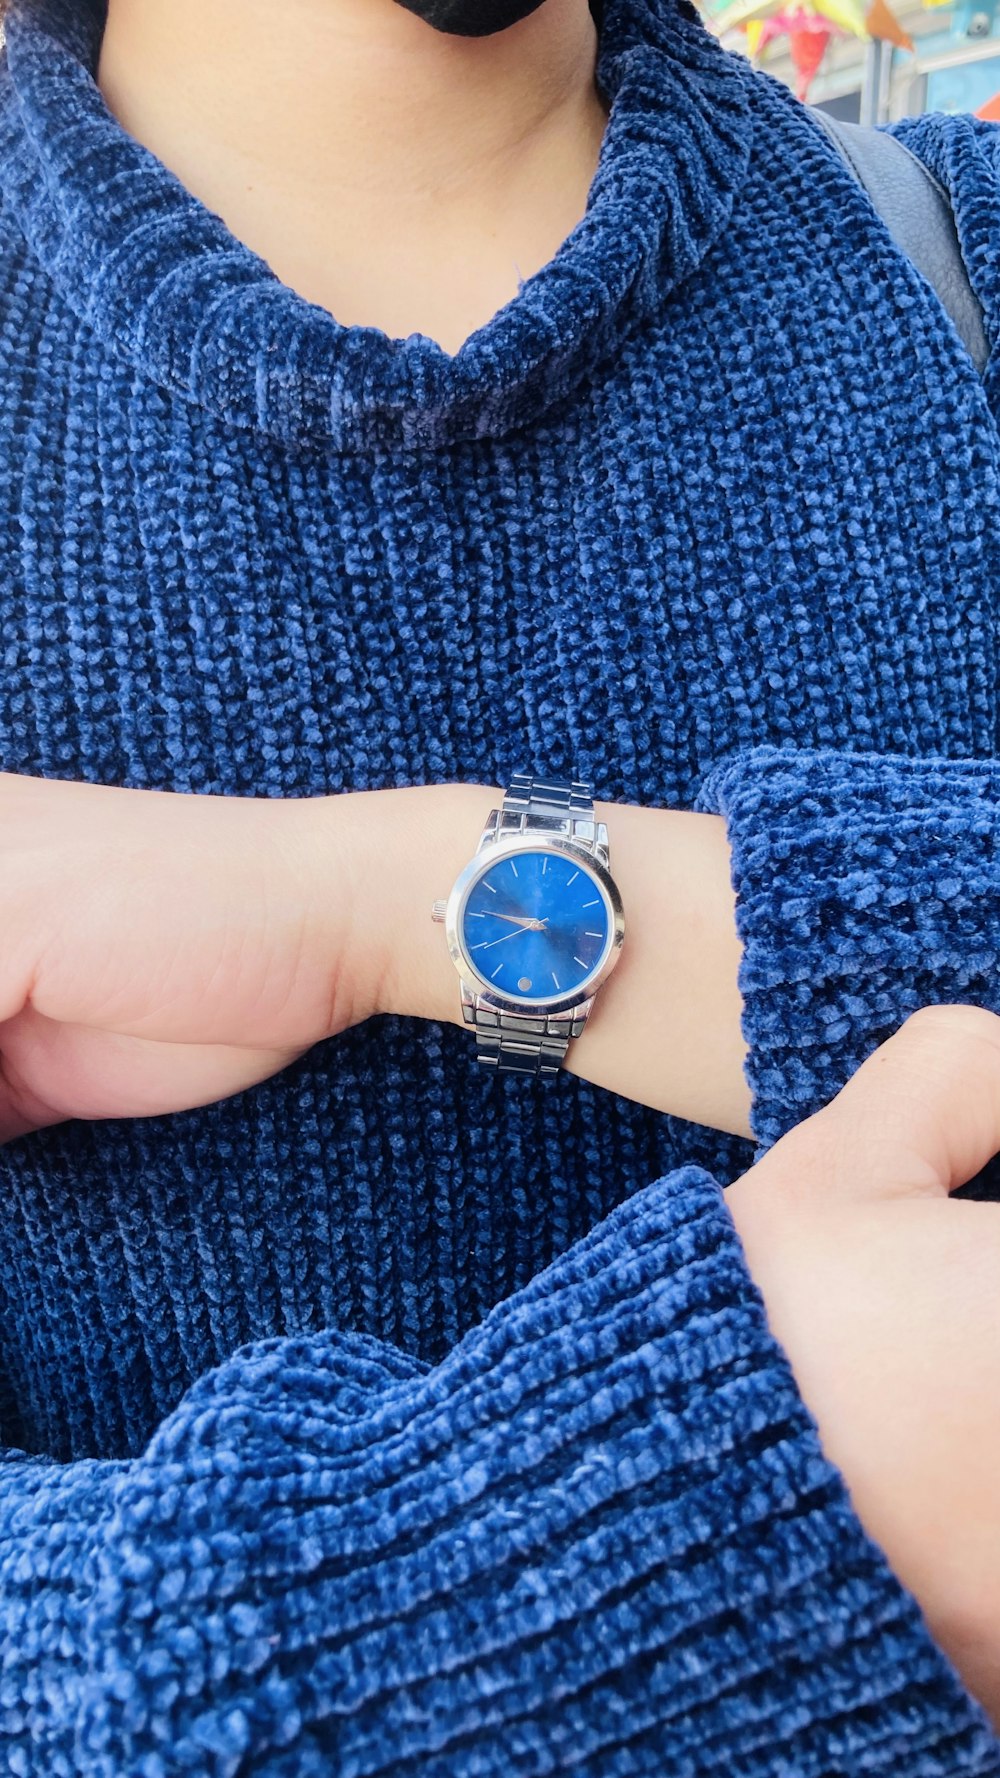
[{"xmin": 479, "ymin": 916, "xmax": 550, "ymax": 951}]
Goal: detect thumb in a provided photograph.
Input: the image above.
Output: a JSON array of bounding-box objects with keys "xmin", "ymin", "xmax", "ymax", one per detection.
[{"xmin": 750, "ymin": 1004, "xmax": 1000, "ymax": 1205}]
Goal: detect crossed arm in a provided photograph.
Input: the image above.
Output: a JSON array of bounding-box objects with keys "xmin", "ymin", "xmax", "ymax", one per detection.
[
  {"xmin": 1, "ymin": 760, "xmax": 1000, "ymax": 1759},
  {"xmin": 0, "ymin": 771, "xmax": 747, "ymax": 1139}
]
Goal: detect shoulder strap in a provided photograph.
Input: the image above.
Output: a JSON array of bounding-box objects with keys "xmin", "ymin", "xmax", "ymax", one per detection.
[{"xmin": 807, "ymin": 106, "xmax": 990, "ymax": 375}]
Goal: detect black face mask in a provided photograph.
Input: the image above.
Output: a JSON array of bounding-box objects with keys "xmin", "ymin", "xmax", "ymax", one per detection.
[{"xmin": 391, "ymin": 0, "xmax": 550, "ymax": 35}]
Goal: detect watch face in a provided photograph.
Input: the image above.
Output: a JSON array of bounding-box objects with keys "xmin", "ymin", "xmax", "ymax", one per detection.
[{"xmin": 460, "ymin": 848, "xmax": 611, "ymax": 1003}]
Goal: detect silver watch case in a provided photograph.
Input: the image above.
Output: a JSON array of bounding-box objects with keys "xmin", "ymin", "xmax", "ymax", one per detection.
[{"xmin": 442, "ymin": 830, "xmax": 625, "ymax": 1019}]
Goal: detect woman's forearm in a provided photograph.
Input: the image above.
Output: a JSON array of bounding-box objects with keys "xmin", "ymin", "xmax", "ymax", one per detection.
[{"xmin": 362, "ymin": 782, "xmax": 752, "ymax": 1138}]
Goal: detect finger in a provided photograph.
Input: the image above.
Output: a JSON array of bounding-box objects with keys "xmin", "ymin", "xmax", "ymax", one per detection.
[
  {"xmin": 751, "ymin": 1003, "xmax": 1000, "ymax": 1204},
  {"xmin": 0, "ymin": 1006, "xmax": 309, "ymax": 1140}
]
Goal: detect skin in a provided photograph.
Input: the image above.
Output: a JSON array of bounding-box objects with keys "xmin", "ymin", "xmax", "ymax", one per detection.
[
  {"xmin": 95, "ymin": 0, "xmax": 611, "ymax": 355},
  {"xmin": 727, "ymin": 1004, "xmax": 1000, "ymax": 1729},
  {"xmin": 0, "ymin": 775, "xmax": 748, "ymax": 1137}
]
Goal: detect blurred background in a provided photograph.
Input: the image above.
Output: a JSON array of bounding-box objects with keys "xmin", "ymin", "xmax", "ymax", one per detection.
[{"xmin": 696, "ymin": 0, "xmax": 1000, "ymax": 124}]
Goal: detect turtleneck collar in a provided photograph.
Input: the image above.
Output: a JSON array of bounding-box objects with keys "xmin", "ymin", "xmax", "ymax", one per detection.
[{"xmin": 0, "ymin": 0, "xmax": 752, "ymax": 452}]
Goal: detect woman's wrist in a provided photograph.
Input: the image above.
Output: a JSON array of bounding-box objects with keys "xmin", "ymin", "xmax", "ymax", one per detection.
[
  {"xmin": 372, "ymin": 781, "xmax": 499, "ymax": 1027},
  {"xmin": 303, "ymin": 780, "xmax": 491, "ymax": 1032},
  {"xmin": 567, "ymin": 799, "xmax": 749, "ymax": 1134},
  {"xmin": 348, "ymin": 780, "xmax": 751, "ymax": 1139}
]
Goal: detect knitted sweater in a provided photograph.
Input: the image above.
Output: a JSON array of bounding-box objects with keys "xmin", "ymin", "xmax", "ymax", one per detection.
[{"xmin": 1, "ymin": 0, "xmax": 999, "ymax": 1769}]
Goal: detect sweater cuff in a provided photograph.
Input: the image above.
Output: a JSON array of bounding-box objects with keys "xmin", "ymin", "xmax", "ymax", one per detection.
[
  {"xmin": 697, "ymin": 745, "xmax": 1000, "ymax": 1150},
  {"xmin": 5, "ymin": 1167, "xmax": 998, "ymax": 1775}
]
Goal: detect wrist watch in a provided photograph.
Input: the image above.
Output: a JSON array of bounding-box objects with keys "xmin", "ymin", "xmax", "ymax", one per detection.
[{"xmin": 431, "ymin": 772, "xmax": 625, "ymax": 1075}]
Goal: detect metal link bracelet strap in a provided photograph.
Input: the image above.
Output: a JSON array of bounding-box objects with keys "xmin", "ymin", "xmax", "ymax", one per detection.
[{"xmin": 463, "ymin": 773, "xmax": 603, "ymax": 1076}]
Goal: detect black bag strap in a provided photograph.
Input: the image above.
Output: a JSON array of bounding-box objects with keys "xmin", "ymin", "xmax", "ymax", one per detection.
[{"xmin": 808, "ymin": 105, "xmax": 990, "ymax": 374}]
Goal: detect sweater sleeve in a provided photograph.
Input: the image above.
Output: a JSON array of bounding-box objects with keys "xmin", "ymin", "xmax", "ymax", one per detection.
[
  {"xmin": 1, "ymin": 1164, "xmax": 997, "ymax": 1778},
  {"xmin": 696, "ymin": 746, "xmax": 1000, "ymax": 1151},
  {"xmin": 687, "ymin": 112, "xmax": 1000, "ymax": 1155}
]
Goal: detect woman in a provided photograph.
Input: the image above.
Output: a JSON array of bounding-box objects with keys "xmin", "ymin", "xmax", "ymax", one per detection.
[{"xmin": 0, "ymin": 0, "xmax": 998, "ymax": 1768}]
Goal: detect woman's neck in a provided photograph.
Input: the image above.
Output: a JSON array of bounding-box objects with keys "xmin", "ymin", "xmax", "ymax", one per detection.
[{"xmin": 96, "ymin": 0, "xmax": 610, "ymax": 352}]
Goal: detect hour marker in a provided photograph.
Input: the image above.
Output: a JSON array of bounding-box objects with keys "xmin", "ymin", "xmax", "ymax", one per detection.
[
  {"xmin": 566, "ymin": 870, "xmax": 579, "ymax": 885},
  {"xmin": 573, "ymin": 956, "xmax": 587, "ymax": 968},
  {"xmin": 467, "ymin": 911, "xmax": 485, "ymax": 918},
  {"xmin": 584, "ymin": 930, "xmax": 602, "ymax": 938},
  {"xmin": 551, "ymin": 970, "xmax": 560, "ymax": 989},
  {"xmin": 491, "ymin": 964, "xmax": 504, "ymax": 979},
  {"xmin": 484, "ymin": 881, "xmax": 497, "ymax": 893},
  {"xmin": 509, "ymin": 860, "xmax": 519, "ymax": 878},
  {"xmin": 518, "ymin": 977, "xmax": 532, "ymax": 991},
  {"xmin": 542, "ymin": 858, "xmax": 547, "ymax": 875},
  {"xmin": 470, "ymin": 942, "xmax": 488, "ymax": 952},
  {"xmin": 582, "ymin": 899, "xmax": 599, "ymax": 908}
]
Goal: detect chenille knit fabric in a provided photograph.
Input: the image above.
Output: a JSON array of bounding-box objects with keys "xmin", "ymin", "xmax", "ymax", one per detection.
[{"xmin": 0, "ymin": 0, "xmax": 999, "ymax": 1770}]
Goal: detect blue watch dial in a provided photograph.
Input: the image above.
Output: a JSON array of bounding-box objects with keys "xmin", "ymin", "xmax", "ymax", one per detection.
[{"xmin": 460, "ymin": 848, "xmax": 610, "ymax": 1002}]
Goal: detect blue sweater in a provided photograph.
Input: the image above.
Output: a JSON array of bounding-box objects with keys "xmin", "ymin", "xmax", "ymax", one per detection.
[{"xmin": 1, "ymin": 0, "xmax": 999, "ymax": 1769}]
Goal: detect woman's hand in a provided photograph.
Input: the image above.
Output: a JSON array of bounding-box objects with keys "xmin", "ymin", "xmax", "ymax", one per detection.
[
  {"xmin": 0, "ymin": 771, "xmax": 751, "ymax": 1143},
  {"xmin": 727, "ymin": 1004, "xmax": 1000, "ymax": 1726},
  {"xmin": 0, "ymin": 771, "xmax": 394, "ymax": 1139}
]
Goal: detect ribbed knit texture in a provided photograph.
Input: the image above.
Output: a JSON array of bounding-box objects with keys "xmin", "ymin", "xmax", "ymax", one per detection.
[
  {"xmin": 0, "ymin": 0, "xmax": 999, "ymax": 1768},
  {"xmin": 699, "ymin": 749, "xmax": 1000, "ymax": 1158},
  {"xmin": 5, "ymin": 1169, "xmax": 1000, "ymax": 1778}
]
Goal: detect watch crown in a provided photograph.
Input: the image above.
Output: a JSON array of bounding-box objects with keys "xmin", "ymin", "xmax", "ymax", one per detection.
[{"xmin": 431, "ymin": 899, "xmax": 447, "ymax": 923}]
